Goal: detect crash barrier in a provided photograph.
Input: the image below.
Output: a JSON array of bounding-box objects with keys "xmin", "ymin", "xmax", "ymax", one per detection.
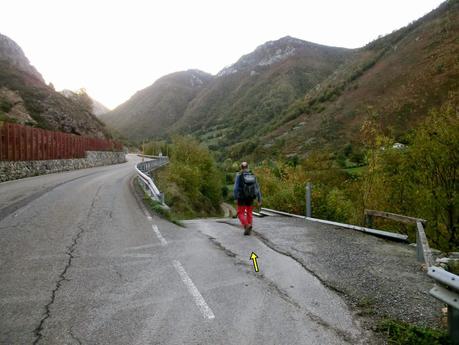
[
  {"xmin": 135, "ymin": 156, "xmax": 169, "ymax": 205},
  {"xmin": 259, "ymin": 207, "xmax": 408, "ymax": 242},
  {"xmin": 364, "ymin": 209, "xmax": 432, "ymax": 265},
  {"xmin": 429, "ymin": 267, "xmax": 459, "ymax": 344},
  {"xmin": 0, "ymin": 122, "xmax": 123, "ymax": 161},
  {"xmin": 363, "ymin": 208, "xmax": 458, "ymax": 343},
  {"xmin": 262, "ymin": 183, "xmax": 459, "ymax": 343}
]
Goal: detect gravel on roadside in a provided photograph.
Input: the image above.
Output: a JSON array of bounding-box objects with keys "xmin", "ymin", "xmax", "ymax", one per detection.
[{"xmin": 246, "ymin": 215, "xmax": 444, "ymax": 331}]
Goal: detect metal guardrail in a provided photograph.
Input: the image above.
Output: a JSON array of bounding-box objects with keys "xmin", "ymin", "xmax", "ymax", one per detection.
[
  {"xmin": 279, "ymin": 182, "xmax": 459, "ymax": 342},
  {"xmin": 364, "ymin": 209, "xmax": 431, "ymax": 265},
  {"xmin": 135, "ymin": 156, "xmax": 169, "ymax": 205},
  {"xmin": 428, "ymin": 266, "xmax": 459, "ymax": 343},
  {"xmin": 362, "ymin": 207, "xmax": 457, "ymax": 343},
  {"xmin": 416, "ymin": 220, "xmax": 434, "ymax": 267}
]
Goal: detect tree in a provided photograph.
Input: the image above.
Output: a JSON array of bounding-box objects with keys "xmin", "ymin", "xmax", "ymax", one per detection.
[{"xmin": 407, "ymin": 104, "xmax": 458, "ymax": 248}]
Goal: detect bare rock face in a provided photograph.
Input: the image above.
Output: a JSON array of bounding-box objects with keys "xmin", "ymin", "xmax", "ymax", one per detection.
[
  {"xmin": 0, "ymin": 33, "xmax": 44, "ymax": 82},
  {"xmin": 0, "ymin": 33, "xmax": 111, "ymax": 139},
  {"xmin": 61, "ymin": 89, "xmax": 110, "ymax": 116},
  {"xmin": 0, "ymin": 87, "xmax": 37, "ymax": 125}
]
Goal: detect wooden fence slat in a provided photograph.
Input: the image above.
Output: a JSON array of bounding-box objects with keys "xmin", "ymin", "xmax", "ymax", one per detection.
[
  {"xmin": 51, "ymin": 132, "xmax": 54, "ymax": 159},
  {"xmin": 37, "ymin": 129, "xmax": 41, "ymax": 160},
  {"xmin": 364, "ymin": 209, "xmax": 427, "ymax": 225},
  {"xmin": 7, "ymin": 124, "xmax": 13, "ymax": 160},
  {"xmin": 59, "ymin": 132, "xmax": 63, "ymax": 159},
  {"xmin": 25, "ymin": 126, "xmax": 30, "ymax": 160},
  {"xmin": 20, "ymin": 125, "xmax": 25, "ymax": 160},
  {"xmin": 44, "ymin": 130, "xmax": 47, "ymax": 160},
  {"xmin": 14, "ymin": 125, "xmax": 19, "ymax": 161},
  {"xmin": 17, "ymin": 125, "xmax": 22, "ymax": 160},
  {"xmin": 0, "ymin": 125, "xmax": 4, "ymax": 160}
]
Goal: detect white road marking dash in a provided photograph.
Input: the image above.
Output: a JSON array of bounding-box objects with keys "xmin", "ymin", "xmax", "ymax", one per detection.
[
  {"xmin": 173, "ymin": 260, "xmax": 215, "ymax": 320},
  {"xmin": 152, "ymin": 224, "xmax": 168, "ymax": 246}
]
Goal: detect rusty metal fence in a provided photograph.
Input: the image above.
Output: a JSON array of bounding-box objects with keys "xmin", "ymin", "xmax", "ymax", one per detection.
[{"xmin": 0, "ymin": 123, "xmax": 123, "ymax": 161}]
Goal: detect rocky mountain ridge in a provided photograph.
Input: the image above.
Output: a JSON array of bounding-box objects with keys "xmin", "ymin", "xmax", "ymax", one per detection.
[
  {"xmin": 217, "ymin": 36, "xmax": 346, "ymax": 76},
  {"xmin": 61, "ymin": 89, "xmax": 110, "ymax": 116},
  {"xmin": 103, "ymin": 36, "xmax": 352, "ymax": 143},
  {"xmin": 0, "ymin": 33, "xmax": 44, "ymax": 83},
  {"xmin": 98, "ymin": 0, "xmax": 459, "ymax": 159},
  {"xmin": 0, "ymin": 34, "xmax": 110, "ymax": 138}
]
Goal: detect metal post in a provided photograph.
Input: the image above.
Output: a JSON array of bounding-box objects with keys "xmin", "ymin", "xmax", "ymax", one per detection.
[
  {"xmin": 416, "ymin": 225, "xmax": 424, "ymax": 263},
  {"xmin": 449, "ymin": 306, "xmax": 459, "ymax": 345},
  {"xmin": 160, "ymin": 192, "xmax": 165, "ymax": 205},
  {"xmin": 365, "ymin": 214, "xmax": 373, "ymax": 228},
  {"xmin": 306, "ymin": 182, "xmax": 311, "ymax": 218}
]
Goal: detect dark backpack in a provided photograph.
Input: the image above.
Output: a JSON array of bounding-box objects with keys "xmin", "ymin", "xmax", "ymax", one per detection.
[{"xmin": 239, "ymin": 172, "xmax": 257, "ymax": 200}]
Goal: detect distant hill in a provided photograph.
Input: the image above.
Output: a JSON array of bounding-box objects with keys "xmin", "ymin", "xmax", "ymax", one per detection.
[
  {"xmin": 0, "ymin": 33, "xmax": 110, "ymax": 138},
  {"xmin": 101, "ymin": 37, "xmax": 351, "ymax": 142},
  {"xmin": 100, "ymin": 70, "xmax": 213, "ymax": 141},
  {"xmin": 61, "ymin": 89, "xmax": 110, "ymax": 116},
  {"xmin": 173, "ymin": 37, "xmax": 353, "ymax": 146},
  {"xmin": 101, "ymin": 0, "xmax": 458, "ymax": 159},
  {"xmin": 258, "ymin": 0, "xmax": 459, "ymax": 157},
  {"xmin": 92, "ymin": 98, "xmax": 110, "ymax": 116}
]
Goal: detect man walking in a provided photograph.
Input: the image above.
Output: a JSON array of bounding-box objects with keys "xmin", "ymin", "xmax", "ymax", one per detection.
[{"xmin": 233, "ymin": 162, "xmax": 262, "ymax": 235}]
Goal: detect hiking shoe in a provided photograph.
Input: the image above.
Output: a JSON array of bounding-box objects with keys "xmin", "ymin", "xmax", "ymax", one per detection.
[{"xmin": 244, "ymin": 225, "xmax": 250, "ymax": 236}]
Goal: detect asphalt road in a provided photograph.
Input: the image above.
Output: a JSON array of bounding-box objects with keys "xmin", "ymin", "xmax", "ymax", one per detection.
[{"xmin": 0, "ymin": 154, "xmax": 368, "ymax": 345}]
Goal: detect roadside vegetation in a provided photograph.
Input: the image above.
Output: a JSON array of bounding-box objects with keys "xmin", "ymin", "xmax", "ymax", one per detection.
[
  {"xmin": 376, "ymin": 319, "xmax": 451, "ymax": 345},
  {"xmin": 219, "ymin": 104, "xmax": 458, "ymax": 252},
  {"xmin": 144, "ymin": 104, "xmax": 457, "ymax": 252},
  {"xmin": 149, "ymin": 136, "xmax": 224, "ymax": 219}
]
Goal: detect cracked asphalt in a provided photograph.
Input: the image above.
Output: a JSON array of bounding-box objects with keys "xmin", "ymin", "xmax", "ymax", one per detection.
[{"xmin": 1, "ymin": 154, "xmax": 371, "ymax": 345}]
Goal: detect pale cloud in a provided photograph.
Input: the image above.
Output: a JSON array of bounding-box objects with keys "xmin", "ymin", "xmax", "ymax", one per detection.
[{"xmin": 0, "ymin": 0, "xmax": 444, "ymax": 109}]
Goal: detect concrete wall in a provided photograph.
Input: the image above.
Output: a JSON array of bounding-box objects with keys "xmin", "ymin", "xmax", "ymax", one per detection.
[{"xmin": 0, "ymin": 151, "xmax": 126, "ymax": 182}]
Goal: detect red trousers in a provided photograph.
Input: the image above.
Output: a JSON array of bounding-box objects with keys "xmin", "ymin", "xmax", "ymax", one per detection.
[{"xmin": 237, "ymin": 204, "xmax": 253, "ymax": 227}]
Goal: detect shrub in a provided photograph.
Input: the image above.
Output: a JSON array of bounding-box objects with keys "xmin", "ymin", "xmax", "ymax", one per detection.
[{"xmin": 155, "ymin": 135, "xmax": 223, "ymax": 219}]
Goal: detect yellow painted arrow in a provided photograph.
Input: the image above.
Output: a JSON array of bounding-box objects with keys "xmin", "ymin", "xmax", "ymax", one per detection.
[{"xmin": 250, "ymin": 252, "xmax": 259, "ymax": 272}]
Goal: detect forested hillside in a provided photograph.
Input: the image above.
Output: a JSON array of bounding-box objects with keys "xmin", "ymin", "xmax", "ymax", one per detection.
[{"xmin": 100, "ymin": 70, "xmax": 213, "ymax": 141}]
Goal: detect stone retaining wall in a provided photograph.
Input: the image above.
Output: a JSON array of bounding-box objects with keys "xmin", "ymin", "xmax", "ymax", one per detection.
[{"xmin": 0, "ymin": 151, "xmax": 126, "ymax": 182}]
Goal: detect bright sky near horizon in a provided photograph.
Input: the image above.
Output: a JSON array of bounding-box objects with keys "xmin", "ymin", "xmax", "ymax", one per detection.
[{"xmin": 1, "ymin": 0, "xmax": 444, "ymax": 109}]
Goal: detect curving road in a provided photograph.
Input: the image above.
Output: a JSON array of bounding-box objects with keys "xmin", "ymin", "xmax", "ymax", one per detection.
[{"xmin": 0, "ymin": 154, "xmax": 368, "ymax": 345}]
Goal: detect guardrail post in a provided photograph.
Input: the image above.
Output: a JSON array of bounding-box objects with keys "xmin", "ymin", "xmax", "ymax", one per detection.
[
  {"xmin": 305, "ymin": 182, "xmax": 311, "ymax": 218},
  {"xmin": 416, "ymin": 227, "xmax": 423, "ymax": 263},
  {"xmin": 448, "ymin": 306, "xmax": 459, "ymax": 344},
  {"xmin": 365, "ymin": 214, "xmax": 373, "ymax": 228}
]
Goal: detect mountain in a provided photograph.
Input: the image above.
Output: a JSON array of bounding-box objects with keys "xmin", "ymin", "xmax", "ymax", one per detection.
[
  {"xmin": 0, "ymin": 34, "xmax": 43, "ymax": 82},
  {"xmin": 257, "ymin": 0, "xmax": 459, "ymax": 158},
  {"xmin": 102, "ymin": 0, "xmax": 458, "ymax": 160},
  {"xmin": 0, "ymin": 33, "xmax": 110, "ymax": 138},
  {"xmin": 102, "ymin": 37, "xmax": 352, "ymax": 142},
  {"xmin": 61, "ymin": 89, "xmax": 110, "ymax": 116},
  {"xmin": 172, "ymin": 37, "xmax": 353, "ymax": 146},
  {"xmin": 92, "ymin": 98, "xmax": 110, "ymax": 116},
  {"xmin": 100, "ymin": 70, "xmax": 213, "ymax": 141}
]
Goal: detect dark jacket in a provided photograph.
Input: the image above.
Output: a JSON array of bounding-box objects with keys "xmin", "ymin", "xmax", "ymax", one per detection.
[{"xmin": 233, "ymin": 171, "xmax": 262, "ymax": 206}]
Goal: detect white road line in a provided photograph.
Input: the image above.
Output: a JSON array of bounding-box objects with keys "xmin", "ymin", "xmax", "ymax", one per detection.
[
  {"xmin": 152, "ymin": 224, "xmax": 168, "ymax": 246},
  {"xmin": 173, "ymin": 260, "xmax": 215, "ymax": 320}
]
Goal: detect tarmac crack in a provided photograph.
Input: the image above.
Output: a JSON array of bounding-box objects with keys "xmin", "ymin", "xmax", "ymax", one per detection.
[
  {"xmin": 252, "ymin": 229, "xmax": 347, "ymax": 296},
  {"xmin": 32, "ymin": 186, "xmax": 102, "ymax": 345},
  {"xmin": 69, "ymin": 327, "xmax": 83, "ymax": 345},
  {"xmin": 209, "ymin": 220, "xmax": 360, "ymax": 343}
]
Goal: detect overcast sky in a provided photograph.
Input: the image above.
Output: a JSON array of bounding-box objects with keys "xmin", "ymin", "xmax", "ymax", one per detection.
[{"xmin": 1, "ymin": 0, "xmax": 444, "ymax": 109}]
